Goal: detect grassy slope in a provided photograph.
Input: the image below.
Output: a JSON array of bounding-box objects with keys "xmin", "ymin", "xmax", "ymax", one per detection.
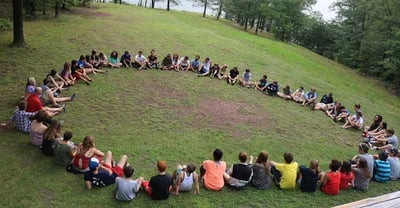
[{"xmin": 0, "ymin": 3, "xmax": 399, "ymax": 208}]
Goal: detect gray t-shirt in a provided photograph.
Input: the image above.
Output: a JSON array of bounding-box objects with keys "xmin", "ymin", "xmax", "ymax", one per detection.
[
  {"xmin": 388, "ymin": 157, "xmax": 400, "ymax": 180},
  {"xmin": 357, "ymin": 153, "xmax": 374, "ymax": 179},
  {"xmin": 115, "ymin": 177, "xmax": 138, "ymax": 201},
  {"xmin": 387, "ymin": 135, "xmax": 398, "ymax": 149},
  {"xmin": 353, "ymin": 168, "xmax": 369, "ymax": 191}
]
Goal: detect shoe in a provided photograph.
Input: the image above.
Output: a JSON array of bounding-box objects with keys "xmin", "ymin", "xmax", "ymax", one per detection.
[
  {"xmin": 367, "ymin": 142, "xmax": 373, "ymax": 149},
  {"xmin": 62, "ymin": 104, "xmax": 66, "ymax": 112},
  {"xmin": 70, "ymin": 93, "xmax": 76, "ymax": 101},
  {"xmin": 373, "ymin": 147, "xmax": 379, "ymax": 150}
]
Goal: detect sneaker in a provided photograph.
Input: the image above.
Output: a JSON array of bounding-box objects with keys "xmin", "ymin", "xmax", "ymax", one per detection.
[{"xmin": 70, "ymin": 93, "xmax": 76, "ymax": 101}]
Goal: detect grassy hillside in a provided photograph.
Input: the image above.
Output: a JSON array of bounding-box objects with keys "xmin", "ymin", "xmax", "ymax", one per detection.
[{"xmin": 0, "ymin": 3, "xmax": 399, "ymax": 207}]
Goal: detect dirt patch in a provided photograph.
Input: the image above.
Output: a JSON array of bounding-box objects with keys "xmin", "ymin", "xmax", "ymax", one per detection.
[
  {"xmin": 38, "ymin": 188, "xmax": 54, "ymax": 206},
  {"xmin": 179, "ymin": 98, "xmax": 270, "ymax": 138},
  {"xmin": 65, "ymin": 7, "xmax": 110, "ymax": 17}
]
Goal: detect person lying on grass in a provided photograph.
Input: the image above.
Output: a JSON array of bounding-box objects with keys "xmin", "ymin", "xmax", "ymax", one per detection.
[
  {"xmin": 142, "ymin": 161, "xmax": 173, "ymax": 200},
  {"xmin": 200, "ymin": 148, "xmax": 227, "ymax": 191},
  {"xmin": 320, "ymin": 159, "xmax": 342, "ymax": 196},
  {"xmin": 84, "ymin": 151, "xmax": 127, "ymax": 190},
  {"xmin": 72, "ymin": 135, "xmax": 105, "ymax": 173},
  {"xmin": 270, "ymin": 152, "xmax": 298, "ymax": 189},
  {"xmin": 115, "ymin": 166, "xmax": 144, "ymax": 201},
  {"xmin": 172, "ymin": 163, "xmax": 200, "ymax": 195},
  {"xmin": 224, "ymin": 152, "xmax": 253, "ymax": 190}
]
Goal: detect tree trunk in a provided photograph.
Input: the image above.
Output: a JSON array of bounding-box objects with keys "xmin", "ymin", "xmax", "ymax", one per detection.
[
  {"xmin": 217, "ymin": 0, "xmax": 222, "ymax": 20},
  {"xmin": 120, "ymin": 0, "xmax": 122, "ymax": 4},
  {"xmin": 13, "ymin": 0, "xmax": 26, "ymax": 47},
  {"xmin": 55, "ymin": 0, "xmax": 60, "ymax": 18},
  {"xmin": 167, "ymin": 0, "xmax": 170, "ymax": 11},
  {"xmin": 144, "ymin": 0, "xmax": 147, "ymax": 7},
  {"xmin": 42, "ymin": 0, "xmax": 46, "ymax": 15},
  {"xmin": 151, "ymin": 0, "xmax": 155, "ymax": 8},
  {"xmin": 202, "ymin": 0, "xmax": 208, "ymax": 18},
  {"xmin": 244, "ymin": 18, "xmax": 248, "ymax": 31}
]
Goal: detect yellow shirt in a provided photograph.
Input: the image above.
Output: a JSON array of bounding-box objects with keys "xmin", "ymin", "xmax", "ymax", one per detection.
[{"xmin": 275, "ymin": 162, "xmax": 298, "ymax": 189}]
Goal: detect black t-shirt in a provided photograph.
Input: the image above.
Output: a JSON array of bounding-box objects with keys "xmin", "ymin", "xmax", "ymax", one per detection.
[
  {"xmin": 149, "ymin": 174, "xmax": 173, "ymax": 200},
  {"xmin": 84, "ymin": 169, "xmax": 115, "ymax": 187},
  {"xmin": 299, "ymin": 165, "xmax": 318, "ymax": 192},
  {"xmin": 42, "ymin": 139, "xmax": 54, "ymax": 156},
  {"xmin": 229, "ymin": 69, "xmax": 239, "ymax": 78}
]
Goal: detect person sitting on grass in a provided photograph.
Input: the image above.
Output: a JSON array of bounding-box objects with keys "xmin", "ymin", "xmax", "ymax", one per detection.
[
  {"xmin": 342, "ymin": 111, "xmax": 363, "ymax": 130},
  {"xmin": 277, "ymin": 85, "xmax": 292, "ymax": 100},
  {"xmin": 29, "ymin": 110, "xmax": 48, "ymax": 147},
  {"xmin": 291, "ymin": 86, "xmax": 305, "ymax": 103},
  {"xmin": 339, "ymin": 160, "xmax": 354, "ymax": 190},
  {"xmin": 387, "ymin": 148, "xmax": 400, "ymax": 180},
  {"xmin": 209, "ymin": 63, "xmax": 220, "ymax": 78},
  {"xmin": 255, "ymin": 75, "xmax": 268, "ymax": 92},
  {"xmin": 142, "ymin": 161, "xmax": 173, "ymax": 200},
  {"xmin": 147, "ymin": 49, "xmax": 159, "ymax": 69},
  {"xmin": 161, "ymin": 54, "xmax": 174, "ymax": 70},
  {"xmin": 302, "ymin": 87, "xmax": 317, "ymax": 107},
  {"xmin": 1, "ymin": 102, "xmax": 37, "ymax": 133},
  {"xmin": 115, "ymin": 166, "xmax": 144, "ymax": 201},
  {"xmin": 352, "ymin": 157, "xmax": 371, "ymax": 191},
  {"xmin": 298, "ymin": 160, "xmax": 320, "ymax": 193},
  {"xmin": 373, "ymin": 152, "xmax": 391, "ymax": 183},
  {"xmin": 172, "ymin": 53, "xmax": 180, "ymax": 71},
  {"xmin": 179, "ymin": 56, "xmax": 190, "ymax": 71},
  {"xmin": 217, "ymin": 64, "xmax": 228, "ymax": 80},
  {"xmin": 60, "ymin": 63, "xmax": 76, "ymax": 86},
  {"xmin": 78, "ymin": 55, "xmax": 107, "ymax": 74},
  {"xmin": 335, "ymin": 105, "xmax": 350, "ymax": 122},
  {"xmin": 108, "ymin": 51, "xmax": 122, "ymax": 68},
  {"xmin": 190, "ymin": 55, "xmax": 201, "ymax": 72},
  {"xmin": 265, "ymin": 81, "xmax": 279, "ymax": 96},
  {"xmin": 173, "ymin": 164, "xmax": 200, "ymax": 195},
  {"xmin": 198, "ymin": 57, "xmax": 211, "ymax": 77},
  {"xmin": 25, "ymin": 77, "xmax": 36, "ymax": 100},
  {"xmin": 120, "ymin": 51, "xmax": 132, "ymax": 68},
  {"xmin": 45, "ymin": 69, "xmax": 67, "ymax": 92},
  {"xmin": 97, "ymin": 51, "xmax": 108, "ymax": 68},
  {"xmin": 238, "ymin": 69, "xmax": 255, "ymax": 88},
  {"xmin": 26, "ymin": 87, "xmax": 64, "ymax": 116},
  {"xmin": 53, "ymin": 131, "xmax": 76, "ymax": 166},
  {"xmin": 71, "ymin": 60, "xmax": 92, "ymax": 85},
  {"xmin": 134, "ymin": 51, "xmax": 148, "ymax": 70},
  {"xmin": 72, "ymin": 135, "xmax": 105, "ymax": 173},
  {"xmin": 270, "ymin": 152, "xmax": 298, "ymax": 189},
  {"xmin": 224, "ymin": 152, "xmax": 253, "ymax": 190},
  {"xmin": 84, "ymin": 151, "xmax": 127, "ymax": 190},
  {"xmin": 251, "ymin": 151, "xmax": 272, "ymax": 190},
  {"xmin": 89, "ymin": 49, "xmax": 100, "ymax": 68},
  {"xmin": 364, "ymin": 121, "xmax": 387, "ymax": 144},
  {"xmin": 314, "ymin": 92, "xmax": 334, "ymax": 111},
  {"xmin": 371, "ymin": 129, "xmax": 398, "ymax": 151},
  {"xmin": 200, "ymin": 148, "xmax": 227, "ymax": 191},
  {"xmin": 351, "ymin": 143, "xmax": 374, "ymax": 179},
  {"xmin": 320, "ymin": 159, "xmax": 342, "ymax": 196},
  {"xmin": 41, "ymin": 79, "xmax": 76, "ymax": 107},
  {"xmin": 41, "ymin": 120, "xmax": 62, "ymax": 156},
  {"xmin": 227, "ymin": 67, "xmax": 239, "ymax": 85},
  {"xmin": 326, "ymin": 101, "xmax": 341, "ymax": 120},
  {"xmin": 363, "ymin": 114, "xmax": 383, "ymax": 134}
]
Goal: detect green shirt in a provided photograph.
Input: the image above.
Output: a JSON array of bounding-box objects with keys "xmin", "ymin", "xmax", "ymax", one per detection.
[{"xmin": 53, "ymin": 139, "xmax": 72, "ymax": 166}]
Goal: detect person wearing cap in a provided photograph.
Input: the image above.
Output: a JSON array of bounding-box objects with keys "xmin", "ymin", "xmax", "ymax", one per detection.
[
  {"xmin": 351, "ymin": 143, "xmax": 374, "ymax": 180},
  {"xmin": 387, "ymin": 148, "xmax": 400, "ymax": 180},
  {"xmin": 84, "ymin": 151, "xmax": 127, "ymax": 190},
  {"xmin": 142, "ymin": 160, "xmax": 173, "ymax": 200},
  {"xmin": 373, "ymin": 152, "xmax": 391, "ymax": 183}
]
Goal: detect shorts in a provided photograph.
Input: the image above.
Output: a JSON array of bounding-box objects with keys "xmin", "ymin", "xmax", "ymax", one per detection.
[{"xmin": 103, "ymin": 164, "xmax": 123, "ymax": 177}]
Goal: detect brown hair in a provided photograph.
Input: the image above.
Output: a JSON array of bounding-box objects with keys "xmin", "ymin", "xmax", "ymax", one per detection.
[
  {"xmin": 43, "ymin": 120, "xmax": 61, "ymax": 141},
  {"xmin": 157, "ymin": 161, "xmax": 167, "ymax": 172},
  {"xmin": 238, "ymin": 152, "xmax": 248, "ymax": 163},
  {"xmin": 81, "ymin": 135, "xmax": 95, "ymax": 152}
]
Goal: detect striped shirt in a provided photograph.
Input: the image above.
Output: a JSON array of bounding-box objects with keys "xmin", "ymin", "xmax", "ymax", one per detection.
[{"xmin": 374, "ymin": 160, "xmax": 391, "ymax": 182}]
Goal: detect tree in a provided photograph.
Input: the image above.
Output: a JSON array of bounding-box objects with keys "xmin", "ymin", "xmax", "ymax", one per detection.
[
  {"xmin": 166, "ymin": 0, "xmax": 179, "ymax": 11},
  {"xmin": 13, "ymin": 0, "xmax": 26, "ymax": 47}
]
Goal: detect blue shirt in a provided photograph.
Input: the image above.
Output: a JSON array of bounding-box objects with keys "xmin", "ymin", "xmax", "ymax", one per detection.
[
  {"xmin": 374, "ymin": 160, "xmax": 391, "ymax": 182},
  {"xmin": 191, "ymin": 59, "xmax": 200, "ymax": 68}
]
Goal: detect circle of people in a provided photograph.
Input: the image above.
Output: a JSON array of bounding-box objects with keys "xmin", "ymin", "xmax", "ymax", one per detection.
[{"xmin": 1, "ymin": 49, "xmax": 399, "ymax": 202}]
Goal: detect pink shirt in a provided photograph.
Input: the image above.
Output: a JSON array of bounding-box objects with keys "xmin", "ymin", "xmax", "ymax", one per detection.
[{"xmin": 202, "ymin": 160, "xmax": 226, "ymax": 191}]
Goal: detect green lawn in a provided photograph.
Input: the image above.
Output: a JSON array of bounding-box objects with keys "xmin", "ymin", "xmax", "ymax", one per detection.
[{"xmin": 0, "ymin": 3, "xmax": 400, "ymax": 208}]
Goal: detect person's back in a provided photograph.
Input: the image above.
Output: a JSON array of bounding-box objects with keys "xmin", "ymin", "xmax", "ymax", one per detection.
[
  {"xmin": 226, "ymin": 152, "xmax": 253, "ymax": 189},
  {"xmin": 147, "ymin": 161, "xmax": 173, "ymax": 200},
  {"xmin": 339, "ymin": 161, "xmax": 354, "ymax": 190},
  {"xmin": 202, "ymin": 149, "xmax": 226, "ymax": 191},
  {"xmin": 374, "ymin": 152, "xmax": 391, "ymax": 182},
  {"xmin": 388, "ymin": 149, "xmax": 400, "ymax": 180},
  {"xmin": 320, "ymin": 159, "xmax": 342, "ymax": 195},
  {"xmin": 115, "ymin": 166, "xmax": 143, "ymax": 201},
  {"xmin": 54, "ymin": 131, "xmax": 74, "ymax": 166},
  {"xmin": 299, "ymin": 160, "xmax": 319, "ymax": 193},
  {"xmin": 352, "ymin": 158, "xmax": 371, "ymax": 191},
  {"xmin": 251, "ymin": 163, "xmax": 271, "ymax": 189},
  {"xmin": 272, "ymin": 153, "xmax": 298, "ymax": 189}
]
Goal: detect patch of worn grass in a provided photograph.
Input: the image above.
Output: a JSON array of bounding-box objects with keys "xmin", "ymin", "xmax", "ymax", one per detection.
[{"xmin": 0, "ymin": 3, "xmax": 400, "ymax": 208}]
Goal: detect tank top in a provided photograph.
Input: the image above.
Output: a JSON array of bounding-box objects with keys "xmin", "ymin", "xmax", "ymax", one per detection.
[
  {"xmin": 30, "ymin": 130, "xmax": 43, "ymax": 147},
  {"xmin": 321, "ymin": 171, "xmax": 341, "ymax": 195},
  {"xmin": 179, "ymin": 172, "xmax": 193, "ymax": 192}
]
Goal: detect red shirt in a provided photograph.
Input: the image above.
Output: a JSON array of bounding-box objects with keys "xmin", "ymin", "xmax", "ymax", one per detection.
[
  {"xmin": 339, "ymin": 172, "xmax": 354, "ymax": 190},
  {"xmin": 321, "ymin": 171, "xmax": 341, "ymax": 195},
  {"xmin": 26, "ymin": 94, "xmax": 42, "ymax": 112}
]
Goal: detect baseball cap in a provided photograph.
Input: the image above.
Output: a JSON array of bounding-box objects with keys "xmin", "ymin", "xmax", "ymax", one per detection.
[{"xmin": 88, "ymin": 158, "xmax": 99, "ymax": 170}]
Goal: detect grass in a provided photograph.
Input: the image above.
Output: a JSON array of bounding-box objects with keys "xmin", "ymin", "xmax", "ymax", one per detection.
[{"xmin": 1, "ymin": 3, "xmax": 400, "ymax": 208}]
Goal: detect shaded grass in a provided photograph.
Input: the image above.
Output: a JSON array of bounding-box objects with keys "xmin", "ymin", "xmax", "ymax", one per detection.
[{"xmin": 0, "ymin": 3, "xmax": 400, "ymax": 208}]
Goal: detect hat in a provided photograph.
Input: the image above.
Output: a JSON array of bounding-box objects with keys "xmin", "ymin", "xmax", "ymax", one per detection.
[
  {"xmin": 88, "ymin": 158, "xmax": 99, "ymax": 170},
  {"xmin": 391, "ymin": 148, "xmax": 398, "ymax": 155}
]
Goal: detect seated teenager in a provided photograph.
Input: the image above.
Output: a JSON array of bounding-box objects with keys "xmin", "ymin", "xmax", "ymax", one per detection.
[
  {"xmin": 108, "ymin": 51, "xmax": 122, "ymax": 68},
  {"xmin": 373, "ymin": 152, "xmax": 391, "ymax": 183},
  {"xmin": 134, "ymin": 51, "xmax": 148, "ymax": 70},
  {"xmin": 97, "ymin": 52, "xmax": 108, "ymax": 68},
  {"xmin": 120, "ymin": 51, "xmax": 132, "ymax": 68},
  {"xmin": 302, "ymin": 87, "xmax": 317, "ymax": 107},
  {"xmin": 189, "ymin": 55, "xmax": 201, "ymax": 72},
  {"xmin": 78, "ymin": 55, "xmax": 107, "ymax": 74},
  {"xmin": 179, "ymin": 56, "xmax": 190, "ymax": 71},
  {"xmin": 42, "ymin": 120, "xmax": 62, "ymax": 156},
  {"xmin": 161, "ymin": 54, "xmax": 174, "ymax": 70},
  {"xmin": 115, "ymin": 166, "xmax": 144, "ymax": 201},
  {"xmin": 217, "ymin": 64, "xmax": 228, "ymax": 80},
  {"xmin": 25, "ymin": 77, "xmax": 36, "ymax": 100},
  {"xmin": 320, "ymin": 159, "xmax": 342, "ymax": 195},
  {"xmin": 227, "ymin": 67, "xmax": 239, "ymax": 85},
  {"xmin": 198, "ymin": 57, "xmax": 211, "ymax": 77},
  {"xmin": 339, "ymin": 160, "xmax": 354, "ymax": 190},
  {"xmin": 326, "ymin": 101, "xmax": 341, "ymax": 119},
  {"xmin": 60, "ymin": 63, "xmax": 76, "ymax": 86},
  {"xmin": 45, "ymin": 69, "xmax": 67, "ymax": 92},
  {"xmin": 363, "ymin": 114, "xmax": 383, "ymax": 133},
  {"xmin": 1, "ymin": 102, "xmax": 37, "ymax": 133},
  {"xmin": 270, "ymin": 152, "xmax": 298, "ymax": 189},
  {"xmin": 71, "ymin": 60, "xmax": 92, "ymax": 85},
  {"xmin": 224, "ymin": 152, "xmax": 253, "ymax": 190},
  {"xmin": 84, "ymin": 151, "xmax": 127, "ymax": 190},
  {"xmin": 89, "ymin": 49, "xmax": 100, "ymax": 68},
  {"xmin": 277, "ymin": 85, "xmax": 292, "ymax": 100},
  {"xmin": 372, "ymin": 129, "xmax": 398, "ymax": 151},
  {"xmin": 352, "ymin": 157, "xmax": 371, "ymax": 191},
  {"xmin": 147, "ymin": 49, "xmax": 159, "ymax": 69},
  {"xmin": 41, "ymin": 79, "xmax": 75, "ymax": 107},
  {"xmin": 142, "ymin": 161, "xmax": 173, "ymax": 200},
  {"xmin": 72, "ymin": 135, "xmax": 105, "ymax": 173},
  {"xmin": 29, "ymin": 111, "xmax": 48, "ymax": 147},
  {"xmin": 209, "ymin": 63, "xmax": 220, "ymax": 78},
  {"xmin": 255, "ymin": 75, "xmax": 268, "ymax": 92},
  {"xmin": 200, "ymin": 148, "xmax": 226, "ymax": 191},
  {"xmin": 342, "ymin": 111, "xmax": 364, "ymax": 130},
  {"xmin": 53, "ymin": 131, "xmax": 76, "ymax": 166},
  {"xmin": 173, "ymin": 164, "xmax": 200, "ymax": 195},
  {"xmin": 251, "ymin": 151, "xmax": 272, "ymax": 190},
  {"xmin": 351, "ymin": 143, "xmax": 374, "ymax": 179},
  {"xmin": 366, "ymin": 122, "xmax": 387, "ymax": 139},
  {"xmin": 238, "ymin": 69, "xmax": 255, "ymax": 88},
  {"xmin": 291, "ymin": 86, "xmax": 304, "ymax": 103},
  {"xmin": 26, "ymin": 87, "xmax": 64, "ymax": 116},
  {"xmin": 171, "ymin": 53, "xmax": 180, "ymax": 71},
  {"xmin": 314, "ymin": 93, "xmax": 334, "ymax": 111},
  {"xmin": 335, "ymin": 106, "xmax": 350, "ymax": 122},
  {"xmin": 387, "ymin": 148, "xmax": 400, "ymax": 180},
  {"xmin": 298, "ymin": 160, "xmax": 320, "ymax": 193},
  {"xmin": 265, "ymin": 81, "xmax": 279, "ymax": 96}
]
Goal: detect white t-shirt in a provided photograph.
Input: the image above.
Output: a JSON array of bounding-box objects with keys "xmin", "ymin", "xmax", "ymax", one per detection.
[
  {"xmin": 115, "ymin": 177, "xmax": 139, "ymax": 201},
  {"xmin": 135, "ymin": 54, "xmax": 146, "ymax": 62}
]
